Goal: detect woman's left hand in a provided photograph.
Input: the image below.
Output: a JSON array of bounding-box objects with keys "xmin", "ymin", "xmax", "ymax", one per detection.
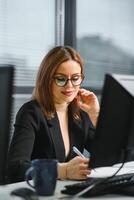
[{"xmin": 77, "ymin": 88, "xmax": 100, "ymax": 127}]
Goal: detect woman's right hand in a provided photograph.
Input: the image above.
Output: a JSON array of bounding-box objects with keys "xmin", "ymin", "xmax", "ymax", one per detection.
[{"xmin": 58, "ymin": 156, "xmax": 91, "ymax": 180}]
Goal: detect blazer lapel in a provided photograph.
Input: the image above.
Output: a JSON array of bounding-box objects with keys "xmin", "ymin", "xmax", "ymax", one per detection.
[{"xmin": 47, "ymin": 115, "xmax": 65, "ymax": 162}]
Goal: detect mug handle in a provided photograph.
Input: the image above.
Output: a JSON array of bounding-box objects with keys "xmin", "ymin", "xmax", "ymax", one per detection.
[{"xmin": 25, "ymin": 167, "xmax": 35, "ymax": 188}]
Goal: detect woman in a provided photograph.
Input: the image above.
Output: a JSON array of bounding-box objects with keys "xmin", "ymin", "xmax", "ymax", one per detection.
[{"xmin": 6, "ymin": 46, "xmax": 100, "ymax": 183}]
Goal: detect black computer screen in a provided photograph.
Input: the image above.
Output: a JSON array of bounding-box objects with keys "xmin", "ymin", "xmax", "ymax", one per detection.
[
  {"xmin": 0, "ymin": 65, "xmax": 14, "ymax": 184},
  {"xmin": 90, "ymin": 73, "xmax": 134, "ymax": 168}
]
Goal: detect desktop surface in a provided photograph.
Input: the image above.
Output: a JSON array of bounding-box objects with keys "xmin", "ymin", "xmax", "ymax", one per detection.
[{"xmin": 0, "ymin": 169, "xmax": 134, "ymax": 200}]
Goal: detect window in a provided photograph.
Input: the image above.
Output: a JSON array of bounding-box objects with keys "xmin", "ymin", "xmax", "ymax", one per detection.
[
  {"xmin": 0, "ymin": 0, "xmax": 65, "ymax": 135},
  {"xmin": 76, "ymin": 0, "xmax": 134, "ymax": 92}
]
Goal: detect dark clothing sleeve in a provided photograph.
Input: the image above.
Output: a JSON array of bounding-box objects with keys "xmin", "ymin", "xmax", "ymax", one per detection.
[
  {"xmin": 6, "ymin": 101, "xmax": 38, "ymax": 183},
  {"xmin": 6, "ymin": 100, "xmax": 95, "ymax": 184}
]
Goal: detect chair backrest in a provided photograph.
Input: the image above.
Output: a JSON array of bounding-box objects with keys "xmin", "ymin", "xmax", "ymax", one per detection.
[{"xmin": 0, "ymin": 65, "xmax": 14, "ymax": 184}]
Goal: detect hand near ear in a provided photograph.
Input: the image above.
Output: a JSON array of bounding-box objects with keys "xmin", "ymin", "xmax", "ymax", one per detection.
[{"xmin": 77, "ymin": 88, "xmax": 100, "ymax": 127}]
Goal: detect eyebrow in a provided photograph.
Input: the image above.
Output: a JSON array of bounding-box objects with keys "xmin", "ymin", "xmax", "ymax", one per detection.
[{"xmin": 54, "ymin": 73, "xmax": 81, "ymax": 76}]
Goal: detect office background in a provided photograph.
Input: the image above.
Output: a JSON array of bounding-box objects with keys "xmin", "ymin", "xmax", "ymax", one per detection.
[{"xmin": 0, "ymin": 0, "xmax": 134, "ymax": 136}]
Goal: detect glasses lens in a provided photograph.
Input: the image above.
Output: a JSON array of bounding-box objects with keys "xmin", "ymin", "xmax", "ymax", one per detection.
[
  {"xmin": 53, "ymin": 74, "xmax": 84, "ymax": 87},
  {"xmin": 71, "ymin": 75, "xmax": 83, "ymax": 86},
  {"xmin": 54, "ymin": 77, "xmax": 67, "ymax": 86}
]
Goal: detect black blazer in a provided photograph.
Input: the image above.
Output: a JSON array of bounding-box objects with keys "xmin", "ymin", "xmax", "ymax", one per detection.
[{"xmin": 6, "ymin": 100, "xmax": 95, "ymax": 183}]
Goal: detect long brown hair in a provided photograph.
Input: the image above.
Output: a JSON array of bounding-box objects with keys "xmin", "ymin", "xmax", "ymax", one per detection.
[{"xmin": 32, "ymin": 46, "xmax": 84, "ymax": 120}]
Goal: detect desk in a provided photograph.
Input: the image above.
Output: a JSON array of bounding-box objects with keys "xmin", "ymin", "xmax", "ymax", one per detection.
[
  {"xmin": 0, "ymin": 180, "xmax": 134, "ymax": 200},
  {"xmin": 1, "ymin": 162, "xmax": 134, "ymax": 200}
]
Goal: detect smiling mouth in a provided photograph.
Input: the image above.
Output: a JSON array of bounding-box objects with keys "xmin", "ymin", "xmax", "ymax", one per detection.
[{"xmin": 61, "ymin": 91, "xmax": 74, "ymax": 96}]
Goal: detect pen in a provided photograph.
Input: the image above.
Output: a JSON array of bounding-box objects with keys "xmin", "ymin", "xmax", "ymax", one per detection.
[{"xmin": 73, "ymin": 146, "xmax": 85, "ymax": 158}]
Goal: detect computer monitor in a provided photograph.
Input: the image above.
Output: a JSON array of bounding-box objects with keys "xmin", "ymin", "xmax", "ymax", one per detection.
[
  {"xmin": 90, "ymin": 73, "xmax": 134, "ymax": 168},
  {"xmin": 0, "ymin": 65, "xmax": 14, "ymax": 184}
]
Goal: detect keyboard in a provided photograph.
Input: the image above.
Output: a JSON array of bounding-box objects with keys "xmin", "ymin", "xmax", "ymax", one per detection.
[{"xmin": 61, "ymin": 173, "xmax": 134, "ymax": 197}]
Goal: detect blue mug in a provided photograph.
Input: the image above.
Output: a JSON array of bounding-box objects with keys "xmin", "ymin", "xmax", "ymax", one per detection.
[{"xmin": 25, "ymin": 159, "xmax": 58, "ymax": 196}]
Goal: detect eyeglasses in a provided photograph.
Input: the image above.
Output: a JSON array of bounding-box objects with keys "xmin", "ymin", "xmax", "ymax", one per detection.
[{"xmin": 53, "ymin": 74, "xmax": 84, "ymax": 87}]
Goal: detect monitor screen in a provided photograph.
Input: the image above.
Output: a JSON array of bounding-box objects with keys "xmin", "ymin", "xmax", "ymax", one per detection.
[
  {"xmin": 90, "ymin": 73, "xmax": 134, "ymax": 168},
  {"xmin": 0, "ymin": 65, "xmax": 14, "ymax": 184}
]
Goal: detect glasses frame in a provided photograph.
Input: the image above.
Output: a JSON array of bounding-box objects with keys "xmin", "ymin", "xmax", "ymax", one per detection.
[{"xmin": 53, "ymin": 74, "xmax": 84, "ymax": 87}]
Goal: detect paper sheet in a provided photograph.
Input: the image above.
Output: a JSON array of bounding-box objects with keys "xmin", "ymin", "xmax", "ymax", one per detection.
[{"xmin": 88, "ymin": 161, "xmax": 134, "ymax": 178}]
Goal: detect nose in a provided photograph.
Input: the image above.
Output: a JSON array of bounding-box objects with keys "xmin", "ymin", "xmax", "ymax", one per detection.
[{"xmin": 65, "ymin": 79, "xmax": 73, "ymax": 87}]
